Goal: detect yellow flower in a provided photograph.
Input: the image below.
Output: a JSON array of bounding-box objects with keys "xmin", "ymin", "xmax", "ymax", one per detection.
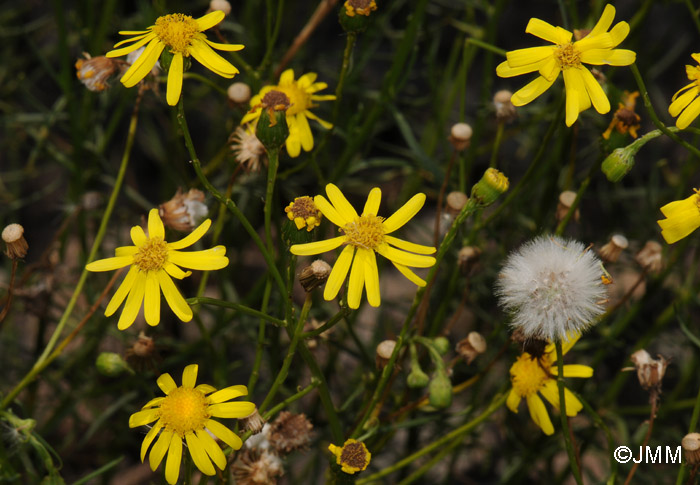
[
  {"xmin": 669, "ymin": 53, "xmax": 700, "ymax": 130},
  {"xmin": 507, "ymin": 334, "xmax": 593, "ymax": 435},
  {"xmin": 496, "ymin": 4, "xmax": 636, "ymax": 127},
  {"xmin": 129, "ymin": 364, "xmax": 255, "ymax": 485},
  {"xmin": 290, "ymin": 184, "xmax": 436, "ymax": 309},
  {"xmin": 657, "ymin": 189, "xmax": 700, "ymax": 244},
  {"xmin": 328, "ymin": 439, "xmax": 371, "ymax": 474},
  {"xmin": 344, "ymin": 0, "xmax": 378, "ymax": 17},
  {"xmin": 86, "ymin": 209, "xmax": 228, "ymax": 330},
  {"xmin": 241, "ymin": 69, "xmax": 335, "ymax": 158},
  {"xmin": 285, "ymin": 196, "xmax": 322, "ymax": 231},
  {"xmin": 106, "ymin": 11, "xmax": 244, "ymax": 106}
]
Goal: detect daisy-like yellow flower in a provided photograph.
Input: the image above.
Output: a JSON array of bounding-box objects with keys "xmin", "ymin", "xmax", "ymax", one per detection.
[
  {"xmin": 105, "ymin": 11, "xmax": 243, "ymax": 106},
  {"xmin": 241, "ymin": 69, "xmax": 335, "ymax": 158},
  {"xmin": 129, "ymin": 364, "xmax": 255, "ymax": 485},
  {"xmin": 507, "ymin": 334, "xmax": 593, "ymax": 435},
  {"xmin": 657, "ymin": 189, "xmax": 700, "ymax": 244},
  {"xmin": 496, "ymin": 4, "xmax": 636, "ymax": 127},
  {"xmin": 285, "ymin": 196, "xmax": 322, "ymax": 232},
  {"xmin": 290, "ymin": 184, "xmax": 436, "ymax": 309},
  {"xmin": 86, "ymin": 209, "xmax": 228, "ymax": 330},
  {"xmin": 328, "ymin": 439, "xmax": 371, "ymax": 474},
  {"xmin": 669, "ymin": 53, "xmax": 700, "ymax": 129}
]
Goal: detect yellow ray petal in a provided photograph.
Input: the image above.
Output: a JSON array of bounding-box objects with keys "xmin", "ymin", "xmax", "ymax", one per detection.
[
  {"xmin": 511, "ymin": 75, "xmax": 555, "ymax": 106},
  {"xmin": 129, "ymin": 408, "xmax": 160, "ymax": 427},
  {"xmin": 208, "ymin": 401, "xmax": 256, "ymax": 418},
  {"xmin": 131, "ymin": 225, "xmax": 147, "ymax": 246},
  {"xmin": 363, "ymin": 187, "xmax": 382, "ymax": 216},
  {"xmin": 580, "ymin": 67, "xmax": 610, "ymax": 114},
  {"xmin": 143, "ymin": 271, "xmax": 161, "ymax": 326},
  {"xmin": 560, "ymin": 364, "xmax": 594, "ymax": 378},
  {"xmin": 182, "ymin": 364, "xmax": 198, "ymax": 388},
  {"xmin": 157, "ymin": 270, "xmax": 193, "ymax": 322},
  {"xmin": 384, "ymin": 235, "xmax": 436, "ymax": 254},
  {"xmin": 207, "ymin": 385, "xmax": 248, "ymax": 404},
  {"xmin": 112, "ymin": 32, "xmax": 152, "ymax": 49},
  {"xmin": 148, "ymin": 209, "xmax": 165, "ymax": 239},
  {"xmin": 149, "ymin": 429, "xmax": 173, "ymax": 471},
  {"xmin": 279, "ymin": 69, "xmax": 295, "ymax": 85},
  {"xmin": 195, "ymin": 429, "xmax": 227, "ymax": 470},
  {"xmin": 324, "ymin": 245, "xmax": 354, "ymax": 300},
  {"xmin": 562, "ymin": 69, "xmax": 584, "ymax": 126},
  {"xmin": 169, "ymin": 247, "xmax": 229, "ymax": 270},
  {"xmin": 107, "ymin": 34, "xmax": 156, "ymax": 57},
  {"xmin": 291, "ymin": 236, "xmax": 346, "ymax": 256},
  {"xmin": 195, "ymin": 384, "xmax": 217, "ymax": 395},
  {"xmin": 205, "ymin": 419, "xmax": 242, "ymax": 450},
  {"xmin": 579, "ymin": 48, "xmax": 636, "ymax": 66},
  {"xmin": 526, "ymin": 394, "xmax": 554, "ymax": 435},
  {"xmin": 363, "ymin": 249, "xmax": 380, "ymax": 307},
  {"xmin": 326, "ymin": 184, "xmax": 359, "ymax": 221},
  {"xmin": 120, "ymin": 40, "xmax": 164, "ymax": 87},
  {"xmin": 658, "ymin": 212, "xmax": 700, "ymax": 244},
  {"xmin": 588, "ymin": 4, "xmax": 615, "ymax": 37},
  {"xmin": 298, "ymin": 72, "xmax": 318, "ymax": 87},
  {"xmin": 525, "ymin": 18, "xmax": 571, "ymax": 45},
  {"xmin": 376, "ymin": 244, "xmax": 436, "ymax": 268},
  {"xmin": 86, "ymin": 256, "xmax": 132, "ymax": 272},
  {"xmin": 166, "ymin": 53, "xmax": 184, "ymax": 106},
  {"xmin": 382, "ymin": 193, "xmax": 426, "ymax": 234},
  {"xmin": 506, "ymin": 389, "xmax": 521, "ymax": 413},
  {"xmin": 314, "ymin": 195, "xmax": 348, "ymax": 227},
  {"xmin": 142, "ymin": 396, "xmax": 165, "ymax": 409},
  {"xmin": 305, "ymin": 110, "xmax": 333, "ymax": 129},
  {"xmin": 165, "ymin": 433, "xmax": 182, "ymax": 485},
  {"xmin": 506, "ymin": 46, "xmax": 556, "ymax": 68},
  {"xmin": 669, "ymin": 88, "xmax": 699, "ymax": 117},
  {"xmin": 196, "ymin": 10, "xmax": 225, "ymax": 31},
  {"xmin": 115, "ymin": 246, "xmax": 138, "ymax": 257},
  {"xmin": 189, "ymin": 40, "xmax": 238, "ymax": 78},
  {"xmin": 347, "ymin": 249, "xmax": 366, "ymax": 309},
  {"xmin": 676, "ymin": 96, "xmax": 700, "ymax": 130},
  {"xmin": 164, "ymin": 262, "xmax": 192, "ymax": 280},
  {"xmin": 660, "ymin": 193, "xmax": 698, "ymax": 217},
  {"xmin": 157, "ymin": 373, "xmax": 177, "ymax": 394},
  {"xmin": 140, "ymin": 420, "xmax": 163, "ymax": 462},
  {"xmin": 204, "ymin": 39, "xmax": 245, "ymax": 51},
  {"xmin": 608, "ymin": 21, "xmax": 630, "ymax": 48},
  {"xmin": 185, "ymin": 433, "xmax": 215, "ymax": 476},
  {"xmin": 391, "ymin": 262, "xmax": 427, "ymax": 286},
  {"xmin": 117, "ymin": 270, "xmax": 146, "ymax": 330},
  {"xmin": 295, "ymin": 113, "xmax": 314, "ymax": 152}
]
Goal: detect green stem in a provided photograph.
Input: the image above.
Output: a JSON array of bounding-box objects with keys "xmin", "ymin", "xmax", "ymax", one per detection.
[
  {"xmin": 175, "ymin": 99, "xmax": 287, "ymax": 299},
  {"xmin": 465, "ymin": 37, "xmax": 506, "ymax": 57},
  {"xmin": 259, "ymin": 294, "xmax": 312, "ymax": 413},
  {"xmin": 302, "ymin": 308, "xmax": 349, "ymax": 338},
  {"xmin": 258, "ymin": 0, "xmax": 286, "ymax": 72},
  {"xmin": 355, "ymin": 393, "xmax": 507, "ymax": 484},
  {"xmin": 676, "ymin": 384, "xmax": 700, "ymax": 485},
  {"xmin": 248, "ymin": 279, "xmax": 272, "ymax": 395},
  {"xmin": 0, "ymin": 88, "xmax": 143, "ymax": 411},
  {"xmin": 182, "ymin": 72, "xmax": 227, "ymax": 95},
  {"xmin": 264, "ymin": 148, "xmax": 280, "ymax": 252},
  {"xmin": 186, "ymin": 296, "xmax": 286, "ymax": 327},
  {"xmin": 489, "ymin": 122, "xmax": 504, "ymax": 168},
  {"xmin": 555, "ymin": 340, "xmax": 584, "ymax": 485},
  {"xmin": 630, "ymin": 63, "xmax": 700, "ymax": 159}
]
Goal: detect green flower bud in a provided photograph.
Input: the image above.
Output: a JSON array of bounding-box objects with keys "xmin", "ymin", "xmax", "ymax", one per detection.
[
  {"xmin": 601, "ymin": 147, "xmax": 634, "ymax": 182},
  {"xmin": 255, "ymin": 90, "xmax": 290, "ymax": 152},
  {"xmin": 339, "ymin": 0, "xmax": 377, "ymax": 33},
  {"xmin": 432, "ymin": 336, "xmax": 450, "ymax": 356},
  {"xmin": 428, "ymin": 370, "xmax": 452, "ymax": 409},
  {"xmin": 470, "ymin": 168, "xmax": 509, "ymax": 206},
  {"xmin": 96, "ymin": 352, "xmax": 133, "ymax": 377},
  {"xmin": 407, "ymin": 367, "xmax": 430, "ymax": 388}
]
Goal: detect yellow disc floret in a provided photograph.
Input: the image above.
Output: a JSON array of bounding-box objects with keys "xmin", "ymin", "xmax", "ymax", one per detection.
[
  {"xmin": 158, "ymin": 387, "xmax": 210, "ymax": 437},
  {"xmin": 555, "ymin": 43, "xmax": 581, "ymax": 69},
  {"xmin": 133, "ymin": 238, "xmax": 169, "ymax": 271},
  {"xmin": 153, "ymin": 14, "xmax": 199, "ymax": 54},
  {"xmin": 510, "ymin": 353, "xmax": 551, "ymax": 397},
  {"xmin": 342, "ymin": 215, "xmax": 385, "ymax": 250}
]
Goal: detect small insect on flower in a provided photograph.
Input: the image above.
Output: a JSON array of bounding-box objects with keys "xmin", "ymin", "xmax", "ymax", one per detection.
[{"xmin": 496, "ymin": 235, "xmax": 608, "ymax": 341}]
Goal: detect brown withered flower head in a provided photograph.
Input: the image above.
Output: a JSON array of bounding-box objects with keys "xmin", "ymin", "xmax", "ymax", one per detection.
[
  {"xmin": 159, "ymin": 188, "xmax": 208, "ymax": 232},
  {"xmin": 603, "ymin": 91, "xmax": 641, "ymax": 140},
  {"xmin": 635, "ymin": 240, "xmax": 664, "ymax": 274},
  {"xmin": 75, "ymin": 53, "xmax": 121, "ymax": 92},
  {"xmin": 344, "ymin": 0, "xmax": 377, "ymax": 17},
  {"xmin": 268, "ymin": 411, "xmax": 313, "ymax": 454},
  {"xmin": 627, "ymin": 349, "xmax": 669, "ymax": 393},
  {"xmin": 232, "ymin": 449, "xmax": 284, "ymax": 485},
  {"xmin": 259, "ymin": 90, "xmax": 291, "ymax": 127},
  {"xmin": 3, "ymin": 224, "xmax": 28, "ymax": 260},
  {"xmin": 230, "ymin": 125, "xmax": 267, "ymax": 172}
]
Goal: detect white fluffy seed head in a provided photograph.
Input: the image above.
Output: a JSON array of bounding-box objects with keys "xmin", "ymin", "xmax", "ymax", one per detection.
[{"xmin": 496, "ymin": 235, "xmax": 607, "ymax": 342}]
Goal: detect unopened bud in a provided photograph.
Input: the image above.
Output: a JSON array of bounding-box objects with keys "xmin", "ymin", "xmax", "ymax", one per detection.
[
  {"xmin": 449, "ymin": 123, "xmax": 473, "ymax": 151},
  {"xmin": 3, "ymin": 224, "xmax": 28, "ymax": 259},
  {"xmin": 209, "ymin": 0, "xmax": 232, "ymax": 15},
  {"xmin": 601, "ymin": 147, "xmax": 635, "ymax": 182},
  {"xmin": 445, "ymin": 191, "xmax": 468, "ymax": 216},
  {"xmin": 598, "ymin": 234, "xmax": 628, "ymax": 263},
  {"xmin": 159, "ymin": 188, "xmax": 208, "ymax": 232},
  {"xmin": 493, "ymin": 90, "xmax": 516, "ymax": 123},
  {"xmin": 228, "ymin": 82, "xmax": 251, "ymax": 104},
  {"xmin": 471, "ymin": 168, "xmax": 509, "ymax": 206},
  {"xmin": 456, "ymin": 332, "xmax": 487, "ymax": 364},
  {"xmin": 428, "ymin": 370, "xmax": 452, "ymax": 409},
  {"xmin": 682, "ymin": 433, "xmax": 700, "ymax": 465},
  {"xmin": 635, "ymin": 241, "xmax": 663, "ymax": 273},
  {"xmin": 375, "ymin": 340, "xmax": 396, "ymax": 369},
  {"xmin": 628, "ymin": 349, "xmax": 668, "ymax": 392},
  {"xmin": 432, "ymin": 336, "xmax": 449, "ymax": 356},
  {"xmin": 255, "ymin": 90, "xmax": 290, "ymax": 151},
  {"xmin": 240, "ymin": 408, "xmax": 266, "ymax": 435},
  {"xmin": 406, "ymin": 367, "xmax": 430, "ymax": 388},
  {"xmin": 299, "ymin": 260, "xmax": 332, "ymax": 292},
  {"xmin": 556, "ymin": 191, "xmax": 580, "ymax": 223},
  {"xmin": 457, "ymin": 246, "xmax": 481, "ymax": 275},
  {"xmin": 96, "ymin": 352, "xmax": 133, "ymax": 377}
]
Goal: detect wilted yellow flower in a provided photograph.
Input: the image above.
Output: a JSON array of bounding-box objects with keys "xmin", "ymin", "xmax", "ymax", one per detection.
[
  {"xmin": 507, "ymin": 334, "xmax": 592, "ymax": 435},
  {"xmin": 602, "ymin": 90, "xmax": 641, "ymax": 139},
  {"xmin": 129, "ymin": 364, "xmax": 255, "ymax": 484},
  {"xmin": 657, "ymin": 189, "xmax": 700, "ymax": 244},
  {"xmin": 106, "ymin": 11, "xmax": 244, "ymax": 105},
  {"xmin": 241, "ymin": 69, "xmax": 335, "ymax": 157},
  {"xmin": 290, "ymin": 184, "xmax": 435, "ymax": 309},
  {"xmin": 285, "ymin": 196, "xmax": 322, "ymax": 231},
  {"xmin": 86, "ymin": 209, "xmax": 228, "ymax": 330},
  {"xmin": 328, "ymin": 439, "xmax": 371, "ymax": 474},
  {"xmin": 496, "ymin": 4, "xmax": 635, "ymax": 126},
  {"xmin": 669, "ymin": 53, "xmax": 700, "ymax": 129}
]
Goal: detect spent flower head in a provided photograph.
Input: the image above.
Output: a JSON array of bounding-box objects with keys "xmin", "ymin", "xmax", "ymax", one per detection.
[
  {"xmin": 496, "ymin": 235, "xmax": 607, "ymax": 341},
  {"xmin": 285, "ymin": 196, "xmax": 322, "ymax": 232},
  {"xmin": 129, "ymin": 365, "xmax": 255, "ymax": 484},
  {"xmin": 602, "ymin": 91, "xmax": 641, "ymax": 139},
  {"xmin": 75, "ymin": 53, "xmax": 121, "ymax": 92},
  {"xmin": 328, "ymin": 439, "xmax": 371, "ymax": 474},
  {"xmin": 230, "ymin": 125, "xmax": 266, "ymax": 172},
  {"xmin": 496, "ymin": 4, "xmax": 635, "ymax": 126},
  {"xmin": 106, "ymin": 11, "xmax": 243, "ymax": 105}
]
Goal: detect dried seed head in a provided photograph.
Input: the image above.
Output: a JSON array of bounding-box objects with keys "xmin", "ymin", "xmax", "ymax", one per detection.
[
  {"xmin": 556, "ymin": 190, "xmax": 580, "ymax": 222},
  {"xmin": 299, "ymin": 260, "xmax": 332, "ymax": 292},
  {"xmin": 629, "ymin": 349, "xmax": 669, "ymax": 393},
  {"xmin": 493, "ymin": 90, "xmax": 516, "ymax": 123},
  {"xmin": 240, "ymin": 408, "xmax": 266, "ymax": 435},
  {"xmin": 598, "ymin": 234, "xmax": 628, "ymax": 263},
  {"xmin": 682, "ymin": 433, "xmax": 700, "ymax": 465},
  {"xmin": 232, "ymin": 449, "xmax": 284, "ymax": 485},
  {"xmin": 268, "ymin": 411, "xmax": 313, "ymax": 454},
  {"xmin": 510, "ymin": 328, "xmax": 549, "ymax": 359},
  {"xmin": 75, "ymin": 53, "xmax": 119, "ymax": 92},
  {"xmin": 375, "ymin": 340, "xmax": 396, "ymax": 369},
  {"xmin": 3, "ymin": 224, "xmax": 28, "ymax": 259},
  {"xmin": 456, "ymin": 332, "xmax": 487, "ymax": 364},
  {"xmin": 457, "ymin": 246, "xmax": 481, "ymax": 275},
  {"xmin": 228, "ymin": 82, "xmax": 252, "ymax": 104},
  {"xmin": 131, "ymin": 332, "xmax": 155, "ymax": 358},
  {"xmin": 159, "ymin": 188, "xmax": 208, "ymax": 232},
  {"xmin": 449, "ymin": 123, "xmax": 473, "ymax": 150},
  {"xmin": 209, "ymin": 0, "xmax": 232, "ymax": 15},
  {"xmin": 635, "ymin": 241, "xmax": 663, "ymax": 273},
  {"xmin": 445, "ymin": 191, "xmax": 468, "ymax": 216},
  {"xmin": 230, "ymin": 125, "xmax": 267, "ymax": 172}
]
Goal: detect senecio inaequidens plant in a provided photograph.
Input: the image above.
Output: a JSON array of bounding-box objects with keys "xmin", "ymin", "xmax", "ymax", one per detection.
[{"xmin": 8, "ymin": 1, "xmax": 700, "ymax": 484}]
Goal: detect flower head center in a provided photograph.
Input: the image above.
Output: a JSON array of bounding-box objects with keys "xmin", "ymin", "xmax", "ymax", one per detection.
[
  {"xmin": 339, "ymin": 441, "xmax": 370, "ymax": 472},
  {"xmin": 158, "ymin": 387, "xmax": 210, "ymax": 437},
  {"xmin": 510, "ymin": 353, "xmax": 551, "ymax": 397},
  {"xmin": 153, "ymin": 14, "xmax": 199, "ymax": 54},
  {"xmin": 286, "ymin": 196, "xmax": 322, "ymax": 231},
  {"xmin": 555, "ymin": 43, "xmax": 581, "ymax": 69},
  {"xmin": 342, "ymin": 215, "xmax": 385, "ymax": 250},
  {"xmin": 133, "ymin": 237, "xmax": 169, "ymax": 271},
  {"xmin": 277, "ymin": 83, "xmax": 311, "ymax": 116}
]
